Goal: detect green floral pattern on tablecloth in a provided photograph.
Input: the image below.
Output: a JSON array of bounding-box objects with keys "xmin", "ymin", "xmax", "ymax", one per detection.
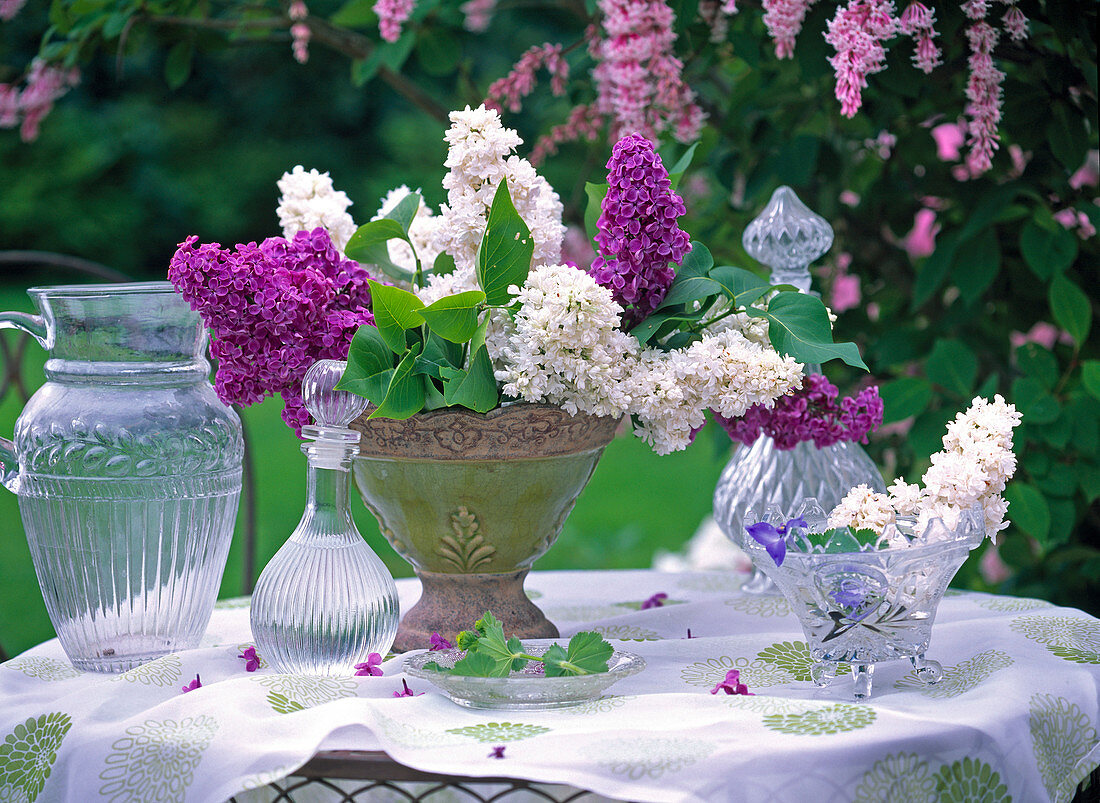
[
  {"xmin": 675, "ymin": 574, "xmax": 744, "ymax": 594},
  {"xmin": 589, "ymin": 625, "xmax": 660, "ymax": 641},
  {"xmin": 723, "ymin": 695, "xmax": 812, "ymax": 716},
  {"xmin": 755, "ymin": 641, "xmax": 813, "ymax": 682},
  {"xmin": 613, "ymin": 598, "xmax": 687, "ymax": 611},
  {"xmin": 3, "ymin": 657, "xmax": 81, "ymax": 682},
  {"xmin": 237, "ymin": 763, "xmax": 301, "ymax": 791},
  {"xmin": 853, "ymin": 753, "xmax": 937, "ymax": 803},
  {"xmin": 97, "ymin": 715, "xmax": 218, "ymax": 802},
  {"xmin": 680, "ymin": 656, "xmax": 795, "ymax": 689},
  {"xmin": 559, "ymin": 695, "xmax": 634, "ymax": 716},
  {"xmin": 0, "ymin": 713, "xmax": 72, "ymax": 803},
  {"xmin": 444, "ymin": 722, "xmax": 551, "ymax": 743},
  {"xmin": 112, "ymin": 655, "xmax": 182, "ymax": 688},
  {"xmin": 724, "ymin": 595, "xmax": 791, "ymax": 618},
  {"xmin": 373, "ymin": 713, "xmax": 466, "ymax": 750},
  {"xmin": 251, "ymin": 675, "xmax": 357, "ymax": 713},
  {"xmin": 934, "ymin": 757, "xmax": 1011, "ymax": 802},
  {"xmin": 1029, "ymin": 693, "xmax": 1099, "ymax": 801},
  {"xmin": 596, "ymin": 737, "xmax": 714, "ymax": 781},
  {"xmin": 763, "ymin": 703, "xmax": 876, "ymax": 735},
  {"xmin": 1011, "ymin": 615, "xmax": 1100, "ymax": 664},
  {"xmin": 974, "ymin": 596, "xmax": 1053, "ymax": 613},
  {"xmin": 894, "ymin": 649, "xmax": 1014, "ymax": 698}
]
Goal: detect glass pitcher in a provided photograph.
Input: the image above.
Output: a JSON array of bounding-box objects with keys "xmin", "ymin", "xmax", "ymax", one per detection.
[{"xmin": 0, "ymin": 282, "xmax": 243, "ymax": 672}]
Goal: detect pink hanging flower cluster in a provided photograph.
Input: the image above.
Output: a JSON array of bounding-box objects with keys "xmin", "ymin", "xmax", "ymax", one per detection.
[
  {"xmin": 0, "ymin": 60, "xmax": 80, "ymax": 143},
  {"xmin": 762, "ymin": 0, "xmax": 815, "ymax": 58},
  {"xmin": 825, "ymin": 0, "xmax": 898, "ymax": 118},
  {"xmin": 590, "ymin": 0, "xmax": 705, "ymax": 144},
  {"xmin": 374, "ymin": 0, "xmax": 415, "ymax": 43},
  {"xmin": 1000, "ymin": 0, "xmax": 1028, "ymax": 42},
  {"xmin": 485, "ymin": 44, "xmax": 569, "ymax": 114},
  {"xmin": 168, "ymin": 227, "xmax": 375, "ymax": 433},
  {"xmin": 0, "ymin": 0, "xmax": 25, "ymax": 20},
  {"xmin": 698, "ymin": 0, "xmax": 739, "ymax": 43},
  {"xmin": 897, "ymin": 1, "xmax": 941, "ymax": 72},
  {"xmin": 289, "ymin": 1, "xmax": 311, "ymax": 64},
  {"xmin": 589, "ymin": 134, "xmax": 692, "ymax": 325},
  {"xmin": 961, "ymin": 5, "xmax": 1005, "ymax": 174},
  {"xmin": 461, "ymin": 0, "xmax": 497, "ymax": 32},
  {"xmin": 530, "ymin": 103, "xmax": 604, "ymax": 166},
  {"xmin": 715, "ymin": 374, "xmax": 883, "ymax": 450}
]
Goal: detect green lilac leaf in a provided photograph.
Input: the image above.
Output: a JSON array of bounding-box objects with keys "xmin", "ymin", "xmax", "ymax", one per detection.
[
  {"xmin": 911, "ymin": 229, "xmax": 960, "ymax": 310},
  {"xmin": 951, "ymin": 228, "xmax": 1000, "ymax": 303},
  {"xmin": 1082, "ymin": 361, "xmax": 1100, "ymax": 401},
  {"xmin": 346, "ymin": 218, "xmax": 407, "ymax": 253},
  {"xmin": 448, "ymin": 651, "xmax": 500, "ymax": 678},
  {"xmin": 419, "ymin": 290, "xmax": 486, "ymax": 343},
  {"xmin": 584, "ymin": 182, "xmax": 608, "ymax": 244},
  {"xmin": 368, "ymin": 279, "xmax": 426, "ymax": 353},
  {"xmin": 165, "ymin": 41, "xmax": 194, "ymax": 89},
  {"xmin": 707, "ymin": 265, "xmax": 771, "ymax": 309},
  {"xmin": 423, "ymin": 381, "xmax": 448, "ymax": 410},
  {"xmin": 1020, "ymin": 220, "xmax": 1077, "ymax": 278},
  {"xmin": 384, "ymin": 191, "xmax": 421, "ymax": 235},
  {"xmin": 330, "ymin": 0, "xmax": 375, "ymax": 27},
  {"xmin": 476, "ymin": 181, "xmax": 534, "ymax": 305},
  {"xmin": 667, "ymin": 142, "xmax": 699, "ymax": 190},
  {"xmin": 440, "ymin": 346, "xmax": 498, "ymax": 412},
  {"xmin": 368, "ymin": 347, "xmax": 426, "ymax": 420},
  {"xmin": 1049, "ymin": 275, "xmax": 1092, "ymax": 345},
  {"xmin": 434, "ymin": 251, "xmax": 457, "ymax": 277},
  {"xmin": 878, "ymin": 377, "xmax": 933, "ymax": 423},
  {"xmin": 926, "ymin": 339, "xmax": 978, "ymax": 398},
  {"xmin": 1004, "ymin": 480, "xmax": 1051, "ymax": 542},
  {"xmin": 630, "ymin": 307, "xmax": 707, "ymax": 344},
  {"xmin": 1012, "ymin": 376, "xmax": 1060, "ymax": 424},
  {"xmin": 1015, "ymin": 344, "xmax": 1060, "ymax": 390},
  {"xmin": 657, "ymin": 242, "xmax": 720, "ymax": 310},
  {"xmin": 335, "ymin": 367, "xmax": 393, "ymax": 406},
  {"xmin": 746, "ymin": 292, "xmax": 868, "ymax": 370},
  {"xmin": 336, "ymin": 326, "xmax": 396, "ymax": 401}
]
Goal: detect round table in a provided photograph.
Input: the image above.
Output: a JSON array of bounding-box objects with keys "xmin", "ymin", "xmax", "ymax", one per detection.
[{"xmin": 1, "ymin": 570, "xmax": 1098, "ymax": 802}]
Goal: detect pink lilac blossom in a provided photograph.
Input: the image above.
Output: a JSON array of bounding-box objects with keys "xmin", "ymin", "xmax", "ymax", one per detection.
[
  {"xmin": 962, "ymin": 13, "xmax": 1004, "ymax": 174},
  {"xmin": 716, "ymin": 374, "xmax": 884, "ymax": 450},
  {"xmin": 589, "ymin": 134, "xmax": 691, "ymax": 326},
  {"xmin": 904, "ymin": 207, "xmax": 939, "ymax": 258},
  {"xmin": 485, "ymin": 44, "xmax": 568, "ymax": 114},
  {"xmin": 898, "ymin": 2, "xmax": 941, "ymax": 72},
  {"xmin": 840, "ymin": 190, "xmax": 861, "ymax": 207},
  {"xmin": 168, "ymin": 227, "xmax": 374, "ymax": 433},
  {"xmin": 461, "ymin": 0, "xmax": 496, "ymax": 32},
  {"xmin": 762, "ymin": 0, "xmax": 815, "ymax": 58},
  {"xmin": 374, "ymin": 0, "xmax": 415, "ymax": 43},
  {"xmin": 590, "ymin": 0, "xmax": 705, "ymax": 143},
  {"xmin": 1000, "ymin": 2, "xmax": 1028, "ymax": 41},
  {"xmin": 831, "ymin": 271, "xmax": 862, "ymax": 312},
  {"xmin": 0, "ymin": 60, "xmax": 80, "ymax": 143},
  {"xmin": 181, "ymin": 674, "xmax": 202, "ymax": 693},
  {"xmin": 1054, "ymin": 208, "xmax": 1097, "ymax": 240},
  {"xmin": 0, "ymin": 0, "xmax": 26, "ymax": 20},
  {"xmin": 530, "ymin": 104, "xmax": 604, "ymax": 166},
  {"xmin": 1069, "ymin": 151, "xmax": 1099, "ymax": 189},
  {"xmin": 864, "ymin": 130, "xmax": 897, "ymax": 159},
  {"xmin": 825, "ymin": 0, "xmax": 898, "ymax": 118},
  {"xmin": 931, "ymin": 121, "xmax": 965, "ymax": 161},
  {"xmin": 393, "ymin": 679, "xmax": 424, "ymax": 697},
  {"xmin": 239, "ymin": 646, "xmax": 260, "ymax": 672},
  {"xmin": 711, "ymin": 668, "xmax": 753, "ymax": 695},
  {"xmin": 289, "ymin": 1, "xmax": 311, "ymax": 64},
  {"xmin": 355, "ymin": 653, "xmax": 384, "ymax": 676}
]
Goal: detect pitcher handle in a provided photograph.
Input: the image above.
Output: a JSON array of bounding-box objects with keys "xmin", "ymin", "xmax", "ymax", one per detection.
[
  {"xmin": 0, "ymin": 436, "xmax": 17, "ymax": 494},
  {"xmin": 0, "ymin": 310, "xmax": 48, "ymax": 348}
]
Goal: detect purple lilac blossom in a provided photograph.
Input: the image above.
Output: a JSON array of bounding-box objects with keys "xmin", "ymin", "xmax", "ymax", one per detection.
[
  {"xmin": 354, "ymin": 653, "xmax": 384, "ymax": 677},
  {"xmin": 488, "ymin": 746, "xmax": 506, "ymax": 759},
  {"xmin": 710, "ymin": 669, "xmax": 752, "ymax": 696},
  {"xmin": 168, "ymin": 227, "xmax": 375, "ymax": 434},
  {"xmin": 181, "ymin": 674, "xmax": 202, "ymax": 693},
  {"xmin": 715, "ymin": 374, "xmax": 883, "ymax": 451},
  {"xmin": 393, "ymin": 679, "xmax": 424, "ymax": 698},
  {"xmin": 239, "ymin": 647, "xmax": 260, "ymax": 672},
  {"xmin": 640, "ymin": 592, "xmax": 669, "ymax": 610},
  {"xmin": 830, "ymin": 577, "xmax": 871, "ymax": 612},
  {"xmin": 589, "ymin": 133, "xmax": 692, "ymax": 327},
  {"xmin": 429, "ymin": 632, "xmax": 453, "ymax": 651}
]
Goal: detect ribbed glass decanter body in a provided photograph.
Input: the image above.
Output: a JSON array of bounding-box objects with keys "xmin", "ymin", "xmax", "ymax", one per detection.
[{"xmin": 250, "ymin": 453, "xmax": 399, "ymax": 674}]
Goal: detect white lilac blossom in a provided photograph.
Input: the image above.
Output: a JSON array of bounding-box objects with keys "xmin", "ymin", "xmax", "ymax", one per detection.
[
  {"xmin": 373, "ymin": 185, "xmax": 441, "ymax": 274},
  {"xmin": 495, "ymin": 263, "xmax": 638, "ymax": 419},
  {"xmin": 276, "ymin": 166, "xmax": 357, "ymax": 252},
  {"xmin": 829, "ymin": 395, "xmax": 1022, "ymax": 539},
  {"xmin": 432, "ymin": 105, "xmax": 565, "ymax": 273}
]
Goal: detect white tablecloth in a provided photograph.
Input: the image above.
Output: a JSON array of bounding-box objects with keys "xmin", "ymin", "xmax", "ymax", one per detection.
[{"xmin": 2, "ymin": 570, "xmax": 1099, "ymax": 803}]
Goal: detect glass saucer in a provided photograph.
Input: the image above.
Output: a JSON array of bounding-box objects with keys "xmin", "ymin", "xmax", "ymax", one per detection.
[{"xmin": 404, "ymin": 640, "xmax": 646, "ymax": 710}]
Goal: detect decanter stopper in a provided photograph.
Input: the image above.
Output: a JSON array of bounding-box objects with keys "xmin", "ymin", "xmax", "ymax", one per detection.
[
  {"xmin": 300, "ymin": 359, "xmax": 369, "ymax": 470},
  {"xmin": 742, "ymin": 186, "xmax": 834, "ymax": 292}
]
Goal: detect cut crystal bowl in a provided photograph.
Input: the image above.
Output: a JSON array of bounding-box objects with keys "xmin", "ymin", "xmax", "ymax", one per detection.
[
  {"xmin": 404, "ymin": 641, "xmax": 645, "ymax": 710},
  {"xmin": 743, "ymin": 499, "xmax": 986, "ymax": 698}
]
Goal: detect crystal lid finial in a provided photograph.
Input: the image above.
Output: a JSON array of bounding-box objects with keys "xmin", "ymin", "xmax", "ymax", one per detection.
[
  {"xmin": 302, "ymin": 360, "xmax": 368, "ymax": 428},
  {"xmin": 742, "ymin": 186, "xmax": 834, "ymax": 291}
]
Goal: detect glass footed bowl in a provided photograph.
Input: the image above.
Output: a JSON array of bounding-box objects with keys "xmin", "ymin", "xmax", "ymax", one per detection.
[
  {"xmin": 744, "ymin": 499, "xmax": 986, "ymax": 699},
  {"xmin": 404, "ymin": 641, "xmax": 645, "ymax": 710}
]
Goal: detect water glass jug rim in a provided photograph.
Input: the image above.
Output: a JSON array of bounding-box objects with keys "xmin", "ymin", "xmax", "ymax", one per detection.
[{"xmin": 28, "ymin": 280, "xmax": 175, "ymax": 299}]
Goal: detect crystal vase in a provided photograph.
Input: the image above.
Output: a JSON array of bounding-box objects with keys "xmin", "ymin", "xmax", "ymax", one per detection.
[
  {"xmin": 744, "ymin": 500, "xmax": 986, "ymax": 698},
  {"xmin": 713, "ymin": 438, "xmax": 886, "ymax": 592},
  {"xmin": 250, "ymin": 361, "xmax": 399, "ymax": 674}
]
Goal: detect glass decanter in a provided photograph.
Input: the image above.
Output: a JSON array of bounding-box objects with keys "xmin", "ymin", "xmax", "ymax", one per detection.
[
  {"xmin": 250, "ymin": 360, "xmax": 398, "ymax": 674},
  {"xmin": 713, "ymin": 187, "xmax": 886, "ymax": 593}
]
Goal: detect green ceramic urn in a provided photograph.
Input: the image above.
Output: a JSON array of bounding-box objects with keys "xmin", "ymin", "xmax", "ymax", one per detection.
[{"xmin": 350, "ymin": 403, "xmax": 619, "ymax": 652}]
